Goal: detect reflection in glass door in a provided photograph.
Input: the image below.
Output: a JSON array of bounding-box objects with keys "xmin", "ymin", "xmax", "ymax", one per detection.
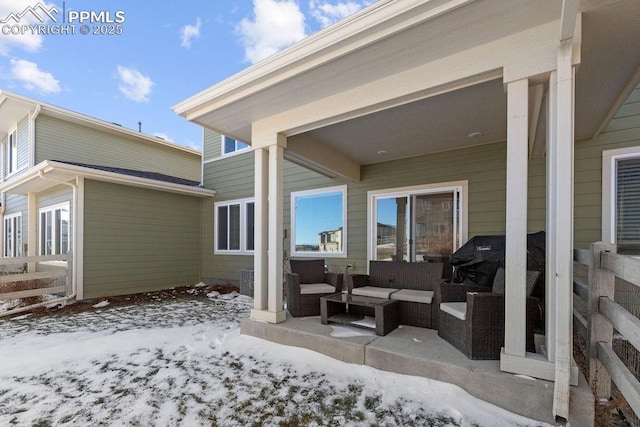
[
  {"xmin": 372, "ymin": 187, "xmax": 462, "ymax": 262},
  {"xmin": 375, "ymin": 197, "xmax": 409, "ymax": 261},
  {"xmin": 413, "ymin": 192, "xmax": 454, "ymax": 262}
]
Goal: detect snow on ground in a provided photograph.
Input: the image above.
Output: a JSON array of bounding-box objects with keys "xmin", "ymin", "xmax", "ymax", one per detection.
[{"xmin": 0, "ymin": 294, "xmax": 549, "ymax": 426}]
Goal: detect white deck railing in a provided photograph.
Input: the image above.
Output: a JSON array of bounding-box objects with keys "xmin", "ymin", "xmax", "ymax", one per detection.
[{"xmin": 0, "ymin": 253, "xmax": 72, "ymax": 302}]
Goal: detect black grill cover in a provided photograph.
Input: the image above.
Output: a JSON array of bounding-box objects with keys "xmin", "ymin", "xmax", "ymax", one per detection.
[{"xmin": 450, "ymin": 231, "xmax": 545, "ymax": 296}]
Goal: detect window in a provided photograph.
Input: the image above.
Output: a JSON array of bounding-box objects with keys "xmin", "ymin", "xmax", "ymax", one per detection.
[
  {"xmin": 222, "ymin": 135, "xmax": 249, "ymax": 156},
  {"xmin": 7, "ymin": 128, "xmax": 17, "ymax": 175},
  {"xmin": 368, "ymin": 181, "xmax": 467, "ymax": 262},
  {"xmin": 215, "ymin": 199, "xmax": 254, "ymax": 254},
  {"xmin": 39, "ymin": 203, "xmax": 70, "ymax": 255},
  {"xmin": 291, "ymin": 185, "xmax": 347, "ymax": 258},
  {"xmin": 4, "ymin": 213, "xmax": 22, "ymax": 257},
  {"xmin": 603, "ymin": 148, "xmax": 640, "ymax": 254}
]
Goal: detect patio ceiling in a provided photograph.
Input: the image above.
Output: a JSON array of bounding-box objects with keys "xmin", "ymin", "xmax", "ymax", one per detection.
[{"xmin": 176, "ymin": 0, "xmax": 640, "ymax": 167}]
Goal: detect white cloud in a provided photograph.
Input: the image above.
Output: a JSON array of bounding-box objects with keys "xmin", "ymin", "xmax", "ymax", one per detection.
[
  {"xmin": 10, "ymin": 59, "xmax": 61, "ymax": 94},
  {"xmin": 180, "ymin": 18, "xmax": 202, "ymax": 48},
  {"xmin": 0, "ymin": 0, "xmax": 57, "ymax": 55},
  {"xmin": 237, "ymin": 0, "xmax": 306, "ymax": 64},
  {"xmin": 309, "ymin": 1, "xmax": 367, "ymax": 28},
  {"xmin": 116, "ymin": 66, "xmax": 154, "ymax": 103}
]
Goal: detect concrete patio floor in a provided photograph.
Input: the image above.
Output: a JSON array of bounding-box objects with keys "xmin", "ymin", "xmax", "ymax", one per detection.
[{"xmin": 241, "ymin": 315, "xmax": 595, "ymax": 426}]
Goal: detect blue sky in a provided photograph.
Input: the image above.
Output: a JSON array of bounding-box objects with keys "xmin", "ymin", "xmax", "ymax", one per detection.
[{"xmin": 0, "ymin": 0, "xmax": 371, "ymax": 151}]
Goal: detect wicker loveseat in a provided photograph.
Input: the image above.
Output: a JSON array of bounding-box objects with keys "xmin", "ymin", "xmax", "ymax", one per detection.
[
  {"xmin": 285, "ymin": 259, "xmax": 343, "ymax": 317},
  {"xmin": 346, "ymin": 261, "xmax": 449, "ymax": 329}
]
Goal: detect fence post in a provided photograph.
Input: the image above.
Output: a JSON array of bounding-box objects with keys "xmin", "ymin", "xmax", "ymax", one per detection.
[{"xmin": 587, "ymin": 241, "xmax": 615, "ymax": 398}]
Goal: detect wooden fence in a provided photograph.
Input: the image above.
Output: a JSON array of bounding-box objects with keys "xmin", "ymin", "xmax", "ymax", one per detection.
[
  {"xmin": 573, "ymin": 242, "xmax": 640, "ymax": 419},
  {"xmin": 0, "ymin": 254, "xmax": 72, "ymax": 301}
]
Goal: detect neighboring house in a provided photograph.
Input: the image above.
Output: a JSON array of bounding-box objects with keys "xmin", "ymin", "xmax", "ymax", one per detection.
[
  {"xmin": 175, "ymin": 0, "xmax": 640, "ymax": 422},
  {"xmin": 0, "ymin": 91, "xmax": 215, "ymax": 300}
]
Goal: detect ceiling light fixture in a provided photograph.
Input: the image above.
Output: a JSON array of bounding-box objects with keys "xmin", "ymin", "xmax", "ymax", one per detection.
[
  {"xmin": 377, "ymin": 150, "xmax": 388, "ymax": 155},
  {"xmin": 468, "ymin": 131, "xmax": 482, "ymax": 138}
]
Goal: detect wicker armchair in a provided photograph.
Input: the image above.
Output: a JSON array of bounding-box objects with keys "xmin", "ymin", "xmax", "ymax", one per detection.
[
  {"xmin": 285, "ymin": 259, "xmax": 343, "ymax": 317},
  {"xmin": 437, "ymin": 269, "xmax": 540, "ymax": 360}
]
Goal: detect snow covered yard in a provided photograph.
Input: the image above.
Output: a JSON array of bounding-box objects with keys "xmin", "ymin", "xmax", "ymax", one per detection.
[{"xmin": 0, "ymin": 292, "xmax": 549, "ymax": 426}]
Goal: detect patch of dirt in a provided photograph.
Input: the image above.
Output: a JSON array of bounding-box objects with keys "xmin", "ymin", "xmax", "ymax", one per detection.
[{"xmin": 7, "ymin": 284, "xmax": 240, "ymax": 319}]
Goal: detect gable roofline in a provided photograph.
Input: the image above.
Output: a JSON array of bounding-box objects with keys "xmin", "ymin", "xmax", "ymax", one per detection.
[
  {"xmin": 0, "ymin": 90, "xmax": 201, "ymax": 156},
  {"xmin": 173, "ymin": 0, "xmax": 473, "ymax": 120},
  {"xmin": 1, "ymin": 160, "xmax": 216, "ymax": 197}
]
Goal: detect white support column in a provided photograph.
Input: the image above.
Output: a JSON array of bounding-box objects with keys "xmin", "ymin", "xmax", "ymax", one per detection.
[
  {"xmin": 503, "ymin": 78, "xmax": 529, "ymax": 358},
  {"xmin": 552, "ymin": 39, "xmax": 575, "ymax": 421},
  {"xmin": 267, "ymin": 144, "xmax": 285, "ymax": 321},
  {"xmin": 251, "ymin": 148, "xmax": 269, "ymax": 316},
  {"xmin": 27, "ymin": 192, "xmax": 37, "ymax": 272},
  {"xmin": 545, "ymin": 72, "xmax": 558, "ymax": 361},
  {"xmin": 250, "ymin": 131, "xmax": 286, "ymax": 324}
]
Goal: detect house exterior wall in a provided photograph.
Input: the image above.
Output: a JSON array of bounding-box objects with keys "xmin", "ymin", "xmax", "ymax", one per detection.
[
  {"xmin": 2, "ymin": 115, "xmax": 30, "ymax": 180},
  {"xmin": 16, "ymin": 116, "xmax": 29, "ymax": 171},
  {"xmin": 202, "ymin": 129, "xmax": 254, "ymax": 283},
  {"xmin": 34, "ymin": 114, "xmax": 201, "ymax": 182},
  {"xmin": 201, "ymin": 85, "xmax": 640, "ymax": 283},
  {"xmin": 200, "ymin": 128, "xmax": 546, "ymax": 280},
  {"xmin": 82, "ymin": 179, "xmax": 202, "ymax": 299},
  {"xmin": 3, "ymin": 194, "xmax": 28, "ymax": 254},
  {"xmin": 574, "ymin": 85, "xmax": 640, "ymax": 249}
]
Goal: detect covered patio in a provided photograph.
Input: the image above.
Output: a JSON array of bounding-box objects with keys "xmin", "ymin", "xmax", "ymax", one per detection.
[{"xmin": 175, "ymin": 0, "xmax": 640, "ymax": 423}]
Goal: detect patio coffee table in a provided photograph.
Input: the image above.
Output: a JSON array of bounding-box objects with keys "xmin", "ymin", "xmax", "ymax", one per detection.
[{"xmin": 320, "ymin": 293, "xmax": 400, "ymax": 336}]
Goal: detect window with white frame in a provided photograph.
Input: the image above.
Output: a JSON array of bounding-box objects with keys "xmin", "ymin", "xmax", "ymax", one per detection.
[
  {"xmin": 603, "ymin": 147, "xmax": 640, "ymax": 254},
  {"xmin": 39, "ymin": 203, "xmax": 70, "ymax": 255},
  {"xmin": 368, "ymin": 181, "xmax": 467, "ymax": 263},
  {"xmin": 291, "ymin": 185, "xmax": 347, "ymax": 258},
  {"xmin": 4, "ymin": 213, "xmax": 22, "ymax": 257},
  {"xmin": 215, "ymin": 199, "xmax": 254, "ymax": 254},
  {"xmin": 7, "ymin": 128, "xmax": 17, "ymax": 175},
  {"xmin": 222, "ymin": 135, "xmax": 249, "ymax": 156}
]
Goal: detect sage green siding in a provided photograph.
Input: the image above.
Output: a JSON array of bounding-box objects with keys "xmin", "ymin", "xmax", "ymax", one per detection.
[
  {"xmin": 35, "ymin": 115, "xmax": 201, "ymax": 182},
  {"xmin": 200, "ymin": 130, "xmax": 545, "ymax": 279},
  {"xmin": 203, "ymin": 129, "xmax": 221, "ymax": 161},
  {"xmin": 83, "ymin": 180, "xmax": 202, "ymax": 299},
  {"xmin": 201, "ymin": 146, "xmax": 255, "ymax": 283},
  {"xmin": 574, "ymin": 85, "xmax": 640, "ymax": 249}
]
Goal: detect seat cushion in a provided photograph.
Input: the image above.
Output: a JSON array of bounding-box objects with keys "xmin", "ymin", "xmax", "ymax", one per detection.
[
  {"xmin": 300, "ymin": 283, "xmax": 336, "ymax": 295},
  {"xmin": 440, "ymin": 302, "xmax": 467, "ymax": 321},
  {"xmin": 351, "ymin": 286, "xmax": 399, "ymax": 299},
  {"xmin": 390, "ymin": 289, "xmax": 434, "ymax": 304}
]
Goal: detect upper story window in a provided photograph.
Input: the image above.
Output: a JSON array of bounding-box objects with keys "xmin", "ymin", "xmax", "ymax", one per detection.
[
  {"xmin": 222, "ymin": 135, "xmax": 249, "ymax": 156},
  {"xmin": 7, "ymin": 128, "xmax": 17, "ymax": 175},
  {"xmin": 291, "ymin": 185, "xmax": 347, "ymax": 258},
  {"xmin": 214, "ymin": 198, "xmax": 254, "ymax": 254}
]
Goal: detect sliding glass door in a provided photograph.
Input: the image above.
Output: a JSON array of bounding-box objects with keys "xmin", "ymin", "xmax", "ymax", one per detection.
[{"xmin": 370, "ymin": 183, "xmax": 465, "ymax": 262}]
